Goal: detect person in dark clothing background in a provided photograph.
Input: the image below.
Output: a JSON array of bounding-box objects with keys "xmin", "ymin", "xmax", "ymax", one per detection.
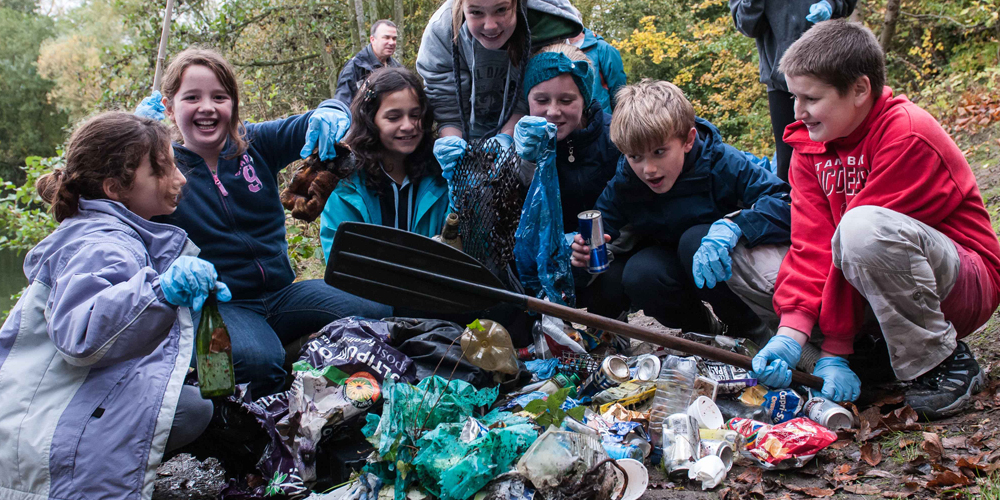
[
  {"xmin": 729, "ymin": 0, "xmax": 856, "ymax": 183},
  {"xmin": 335, "ymin": 19, "xmax": 403, "ymax": 105}
]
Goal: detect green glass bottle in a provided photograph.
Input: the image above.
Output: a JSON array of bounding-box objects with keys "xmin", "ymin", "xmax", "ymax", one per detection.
[{"xmin": 195, "ymin": 295, "xmax": 235, "ymax": 398}]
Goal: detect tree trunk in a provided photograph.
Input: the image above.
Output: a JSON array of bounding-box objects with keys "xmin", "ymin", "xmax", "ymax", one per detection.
[
  {"xmin": 349, "ymin": 13, "xmax": 361, "ymax": 53},
  {"xmin": 849, "ymin": 0, "xmax": 863, "ymax": 23},
  {"xmin": 353, "ymin": 0, "xmax": 367, "ymax": 47},
  {"xmin": 317, "ymin": 35, "xmax": 338, "ymax": 98},
  {"xmin": 393, "ymin": 0, "xmax": 404, "ymax": 59},
  {"xmin": 879, "ymin": 0, "xmax": 901, "ymax": 52}
]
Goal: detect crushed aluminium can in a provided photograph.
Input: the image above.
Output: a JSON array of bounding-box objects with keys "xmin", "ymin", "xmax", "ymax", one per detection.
[
  {"xmin": 804, "ymin": 396, "xmax": 854, "ymax": 430},
  {"xmin": 629, "ymin": 353, "xmax": 661, "ymax": 381},
  {"xmin": 578, "ymin": 355, "xmax": 630, "ymax": 398},
  {"xmin": 578, "ymin": 210, "xmax": 610, "ymax": 274}
]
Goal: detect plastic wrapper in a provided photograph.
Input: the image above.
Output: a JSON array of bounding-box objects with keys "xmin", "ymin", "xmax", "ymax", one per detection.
[
  {"xmin": 726, "ymin": 417, "xmax": 772, "ymax": 449},
  {"xmin": 702, "ymin": 360, "xmax": 757, "ymax": 395},
  {"xmin": 762, "ymin": 388, "xmax": 804, "ymax": 424},
  {"xmin": 740, "ymin": 417, "xmax": 838, "ymax": 469},
  {"xmin": 461, "ymin": 319, "xmax": 519, "ymax": 375},
  {"xmin": 514, "ymin": 132, "xmax": 575, "ymax": 306},
  {"xmin": 515, "ymin": 427, "xmax": 610, "ymax": 491},
  {"xmin": 525, "ymin": 358, "xmax": 560, "ymax": 380},
  {"xmin": 591, "ymin": 381, "xmax": 655, "ymax": 407}
]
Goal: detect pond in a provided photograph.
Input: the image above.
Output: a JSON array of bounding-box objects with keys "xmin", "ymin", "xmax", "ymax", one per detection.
[{"xmin": 0, "ymin": 249, "xmax": 26, "ymax": 314}]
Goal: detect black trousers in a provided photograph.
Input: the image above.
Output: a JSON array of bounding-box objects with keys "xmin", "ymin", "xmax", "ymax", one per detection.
[
  {"xmin": 617, "ymin": 224, "xmax": 763, "ymax": 334},
  {"xmin": 768, "ymin": 89, "xmax": 797, "ymax": 184}
]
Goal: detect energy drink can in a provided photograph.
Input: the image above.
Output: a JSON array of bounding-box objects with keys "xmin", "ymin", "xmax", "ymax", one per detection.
[
  {"xmin": 579, "ymin": 355, "xmax": 630, "ymax": 397},
  {"xmin": 578, "ymin": 210, "xmax": 610, "ymax": 274}
]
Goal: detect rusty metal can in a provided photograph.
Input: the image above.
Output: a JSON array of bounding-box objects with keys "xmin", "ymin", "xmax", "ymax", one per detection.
[{"xmin": 578, "ymin": 210, "xmax": 610, "ymax": 274}]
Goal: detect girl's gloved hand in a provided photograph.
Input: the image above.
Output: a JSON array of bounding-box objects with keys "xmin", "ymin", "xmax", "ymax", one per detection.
[
  {"xmin": 750, "ymin": 334, "xmax": 803, "ymax": 388},
  {"xmin": 813, "ymin": 356, "xmax": 861, "ymax": 402},
  {"xmin": 692, "ymin": 219, "xmax": 742, "ymax": 289},
  {"xmin": 514, "ymin": 116, "xmax": 557, "ymax": 162},
  {"xmin": 301, "ymin": 107, "xmax": 351, "ymax": 161},
  {"xmin": 484, "ymin": 133, "xmax": 514, "ymax": 152},
  {"xmin": 160, "ymin": 256, "xmax": 232, "ymax": 311},
  {"xmin": 135, "ymin": 90, "xmax": 166, "ymax": 121},
  {"xmin": 434, "ymin": 136, "xmax": 469, "ymax": 179},
  {"xmin": 806, "ymin": 0, "xmax": 833, "ymax": 23}
]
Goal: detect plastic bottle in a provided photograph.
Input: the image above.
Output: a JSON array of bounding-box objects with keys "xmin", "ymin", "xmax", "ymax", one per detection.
[
  {"xmin": 537, "ymin": 373, "xmax": 580, "ymax": 398},
  {"xmin": 196, "ymin": 295, "xmax": 235, "ymax": 398},
  {"xmin": 432, "ymin": 212, "xmax": 463, "ymax": 251},
  {"xmin": 648, "ymin": 355, "xmax": 697, "ymax": 446}
]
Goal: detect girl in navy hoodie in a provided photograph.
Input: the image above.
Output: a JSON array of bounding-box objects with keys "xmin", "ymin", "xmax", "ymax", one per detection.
[{"xmin": 148, "ymin": 48, "xmax": 390, "ymax": 397}]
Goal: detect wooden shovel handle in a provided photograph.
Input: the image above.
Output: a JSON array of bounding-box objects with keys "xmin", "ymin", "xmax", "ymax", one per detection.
[{"xmin": 525, "ymin": 296, "xmax": 825, "ymax": 390}]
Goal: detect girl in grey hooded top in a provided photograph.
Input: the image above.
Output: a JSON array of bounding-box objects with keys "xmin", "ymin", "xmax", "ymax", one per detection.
[{"xmin": 416, "ymin": 0, "xmax": 582, "ymax": 141}]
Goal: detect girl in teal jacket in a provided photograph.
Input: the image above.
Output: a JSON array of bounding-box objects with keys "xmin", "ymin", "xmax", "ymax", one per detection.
[{"xmin": 321, "ymin": 67, "xmax": 450, "ymax": 261}]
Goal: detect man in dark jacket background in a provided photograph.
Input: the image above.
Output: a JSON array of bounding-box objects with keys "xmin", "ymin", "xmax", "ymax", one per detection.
[{"xmin": 335, "ymin": 20, "xmax": 402, "ymax": 105}]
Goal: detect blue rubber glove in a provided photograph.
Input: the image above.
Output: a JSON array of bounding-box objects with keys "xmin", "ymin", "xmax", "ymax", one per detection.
[
  {"xmin": 434, "ymin": 136, "xmax": 469, "ymax": 181},
  {"xmin": 806, "ymin": 0, "xmax": 833, "ymax": 23},
  {"xmin": 160, "ymin": 256, "xmax": 232, "ymax": 311},
  {"xmin": 485, "ymin": 133, "xmax": 514, "ymax": 152},
  {"xmin": 813, "ymin": 356, "xmax": 861, "ymax": 402},
  {"xmin": 135, "ymin": 90, "xmax": 166, "ymax": 121},
  {"xmin": 514, "ymin": 116, "xmax": 557, "ymax": 162},
  {"xmin": 692, "ymin": 218, "xmax": 742, "ymax": 289},
  {"xmin": 750, "ymin": 334, "xmax": 803, "ymax": 389},
  {"xmin": 300, "ymin": 107, "xmax": 351, "ymax": 161}
]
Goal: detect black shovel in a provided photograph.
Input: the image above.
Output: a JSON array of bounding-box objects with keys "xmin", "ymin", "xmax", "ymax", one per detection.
[{"xmin": 325, "ymin": 222, "xmax": 824, "ymax": 390}]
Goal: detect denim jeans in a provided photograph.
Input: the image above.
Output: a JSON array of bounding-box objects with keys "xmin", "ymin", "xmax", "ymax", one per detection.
[{"xmin": 194, "ymin": 279, "xmax": 392, "ymax": 397}]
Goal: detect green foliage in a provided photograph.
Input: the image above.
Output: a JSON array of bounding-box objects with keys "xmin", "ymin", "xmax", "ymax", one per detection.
[
  {"xmin": 0, "ymin": 0, "xmax": 68, "ymax": 180},
  {"xmin": 522, "ymin": 388, "xmax": 586, "ymax": 428},
  {"xmin": 0, "ymin": 155, "xmax": 60, "ymax": 252}
]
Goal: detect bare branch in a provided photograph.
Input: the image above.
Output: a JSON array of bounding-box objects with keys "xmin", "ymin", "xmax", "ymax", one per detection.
[
  {"xmin": 232, "ymin": 53, "xmax": 321, "ymax": 67},
  {"xmin": 900, "ymin": 10, "xmax": 974, "ymax": 30}
]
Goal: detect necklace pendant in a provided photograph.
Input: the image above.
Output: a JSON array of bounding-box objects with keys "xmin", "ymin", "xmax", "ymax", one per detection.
[{"xmin": 568, "ymin": 146, "xmax": 575, "ymax": 163}]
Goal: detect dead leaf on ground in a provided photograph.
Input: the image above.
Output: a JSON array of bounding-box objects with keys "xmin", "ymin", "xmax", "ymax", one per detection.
[
  {"xmin": 831, "ymin": 463, "xmax": 860, "ymax": 482},
  {"xmin": 784, "ymin": 484, "xmax": 836, "ymax": 497},
  {"xmin": 904, "ymin": 456, "xmax": 931, "ymax": 476},
  {"xmin": 871, "ymin": 394, "xmax": 905, "ymax": 407},
  {"xmin": 957, "ymin": 454, "xmax": 1000, "ymax": 474},
  {"xmin": 881, "ymin": 492, "xmax": 914, "ymax": 498},
  {"xmin": 926, "ymin": 470, "xmax": 973, "ymax": 489},
  {"xmin": 843, "ymin": 484, "xmax": 881, "ymax": 494},
  {"xmin": 735, "ymin": 468, "xmax": 762, "ymax": 484},
  {"xmin": 885, "ymin": 406, "xmax": 921, "ymax": 432},
  {"xmin": 923, "ymin": 432, "xmax": 944, "ymax": 462},
  {"xmin": 861, "ymin": 442, "xmax": 883, "ymax": 466},
  {"xmin": 829, "ymin": 440, "xmax": 852, "ymax": 450},
  {"xmin": 899, "ymin": 437, "xmax": 918, "ymax": 448},
  {"xmin": 865, "ymin": 469, "xmax": 897, "ymax": 479}
]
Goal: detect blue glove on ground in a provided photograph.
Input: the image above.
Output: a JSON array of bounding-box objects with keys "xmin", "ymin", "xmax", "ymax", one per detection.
[
  {"xmin": 514, "ymin": 116, "xmax": 557, "ymax": 162},
  {"xmin": 434, "ymin": 136, "xmax": 469, "ymax": 181},
  {"xmin": 135, "ymin": 90, "xmax": 166, "ymax": 121},
  {"xmin": 806, "ymin": 0, "xmax": 833, "ymax": 23},
  {"xmin": 751, "ymin": 334, "xmax": 803, "ymax": 388},
  {"xmin": 160, "ymin": 256, "xmax": 232, "ymax": 311},
  {"xmin": 692, "ymin": 218, "xmax": 742, "ymax": 289},
  {"xmin": 485, "ymin": 133, "xmax": 514, "ymax": 152},
  {"xmin": 813, "ymin": 356, "xmax": 861, "ymax": 402},
  {"xmin": 300, "ymin": 107, "xmax": 351, "ymax": 160}
]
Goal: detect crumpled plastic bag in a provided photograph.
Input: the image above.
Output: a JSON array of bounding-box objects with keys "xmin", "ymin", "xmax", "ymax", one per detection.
[
  {"xmin": 362, "ymin": 376, "xmax": 522, "ymax": 500},
  {"xmin": 514, "ymin": 124, "xmax": 575, "ymax": 306},
  {"xmin": 461, "ymin": 319, "xmax": 519, "ymax": 375}
]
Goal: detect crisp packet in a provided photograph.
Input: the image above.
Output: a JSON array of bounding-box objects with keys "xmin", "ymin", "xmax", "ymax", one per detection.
[
  {"xmin": 743, "ymin": 417, "xmax": 838, "ymax": 469},
  {"xmin": 726, "ymin": 417, "xmax": 772, "ymax": 449},
  {"xmin": 762, "ymin": 388, "xmax": 804, "ymax": 424}
]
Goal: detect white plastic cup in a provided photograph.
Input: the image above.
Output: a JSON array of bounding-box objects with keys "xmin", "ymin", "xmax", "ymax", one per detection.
[{"xmin": 687, "ymin": 395, "xmax": 724, "ymax": 430}]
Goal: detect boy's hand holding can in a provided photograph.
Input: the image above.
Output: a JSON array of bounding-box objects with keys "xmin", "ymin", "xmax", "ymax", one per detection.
[{"xmin": 570, "ymin": 233, "xmax": 610, "ymax": 268}]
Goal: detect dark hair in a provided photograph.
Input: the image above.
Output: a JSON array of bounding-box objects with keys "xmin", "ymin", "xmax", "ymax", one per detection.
[
  {"xmin": 780, "ymin": 19, "xmax": 886, "ymax": 105},
  {"xmin": 37, "ymin": 112, "xmax": 174, "ymax": 222},
  {"xmin": 161, "ymin": 48, "xmax": 248, "ymax": 158},
  {"xmin": 345, "ymin": 67, "xmax": 437, "ymax": 194},
  {"xmin": 370, "ymin": 19, "xmax": 396, "ymax": 37}
]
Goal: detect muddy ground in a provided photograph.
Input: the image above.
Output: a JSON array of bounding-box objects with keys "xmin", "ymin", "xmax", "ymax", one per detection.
[{"xmin": 154, "ymin": 123, "xmax": 1000, "ymax": 500}]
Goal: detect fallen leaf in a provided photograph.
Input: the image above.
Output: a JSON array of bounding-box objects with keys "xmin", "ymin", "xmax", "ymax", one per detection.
[
  {"xmin": 942, "ymin": 436, "xmax": 967, "ymax": 449},
  {"xmin": 865, "ymin": 469, "xmax": 897, "ymax": 479},
  {"xmin": 871, "ymin": 394, "xmax": 905, "ymax": 407},
  {"xmin": 885, "ymin": 406, "xmax": 921, "ymax": 432},
  {"xmin": 735, "ymin": 468, "xmax": 762, "ymax": 484},
  {"xmin": 843, "ymin": 484, "xmax": 881, "ymax": 494},
  {"xmin": 784, "ymin": 484, "xmax": 836, "ymax": 497},
  {"xmin": 923, "ymin": 432, "xmax": 944, "ymax": 462},
  {"xmin": 899, "ymin": 438, "xmax": 918, "ymax": 449},
  {"xmin": 957, "ymin": 454, "xmax": 1000, "ymax": 474},
  {"xmin": 861, "ymin": 442, "xmax": 883, "ymax": 466},
  {"xmin": 926, "ymin": 470, "xmax": 972, "ymax": 489},
  {"xmin": 903, "ymin": 481, "xmax": 923, "ymax": 493},
  {"xmin": 881, "ymin": 492, "xmax": 913, "ymax": 498},
  {"xmin": 829, "ymin": 440, "xmax": 852, "ymax": 450}
]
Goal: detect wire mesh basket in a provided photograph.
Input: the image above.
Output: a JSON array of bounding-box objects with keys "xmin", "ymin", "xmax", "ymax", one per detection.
[{"xmin": 450, "ymin": 140, "xmax": 525, "ymax": 284}]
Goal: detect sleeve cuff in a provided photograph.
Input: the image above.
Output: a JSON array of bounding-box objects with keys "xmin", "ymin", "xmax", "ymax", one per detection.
[
  {"xmin": 778, "ymin": 309, "xmax": 816, "ymax": 337},
  {"xmin": 820, "ymin": 336, "xmax": 855, "ymax": 356}
]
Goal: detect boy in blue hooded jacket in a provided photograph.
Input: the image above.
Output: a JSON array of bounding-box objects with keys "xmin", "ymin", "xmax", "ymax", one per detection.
[{"xmin": 571, "ymin": 79, "xmax": 791, "ymax": 340}]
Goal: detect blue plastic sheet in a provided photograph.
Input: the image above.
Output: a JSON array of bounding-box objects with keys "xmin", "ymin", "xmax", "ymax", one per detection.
[{"xmin": 514, "ymin": 125, "xmax": 575, "ymax": 306}]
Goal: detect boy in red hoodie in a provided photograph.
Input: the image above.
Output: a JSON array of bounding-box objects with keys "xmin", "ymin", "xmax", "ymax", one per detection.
[{"xmin": 743, "ymin": 19, "xmax": 1000, "ymax": 420}]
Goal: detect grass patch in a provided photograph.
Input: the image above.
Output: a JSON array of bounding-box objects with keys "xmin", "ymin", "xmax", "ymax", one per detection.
[
  {"xmin": 882, "ymin": 431, "xmax": 924, "ymax": 464},
  {"xmin": 969, "ymin": 472, "xmax": 1000, "ymax": 500}
]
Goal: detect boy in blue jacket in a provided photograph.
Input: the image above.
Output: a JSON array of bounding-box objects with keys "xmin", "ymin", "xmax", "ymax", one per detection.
[{"xmin": 571, "ymin": 79, "xmax": 791, "ymax": 341}]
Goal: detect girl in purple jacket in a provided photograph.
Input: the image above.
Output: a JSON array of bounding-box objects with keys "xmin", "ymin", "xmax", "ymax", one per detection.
[{"xmin": 0, "ymin": 112, "xmax": 229, "ymax": 499}]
